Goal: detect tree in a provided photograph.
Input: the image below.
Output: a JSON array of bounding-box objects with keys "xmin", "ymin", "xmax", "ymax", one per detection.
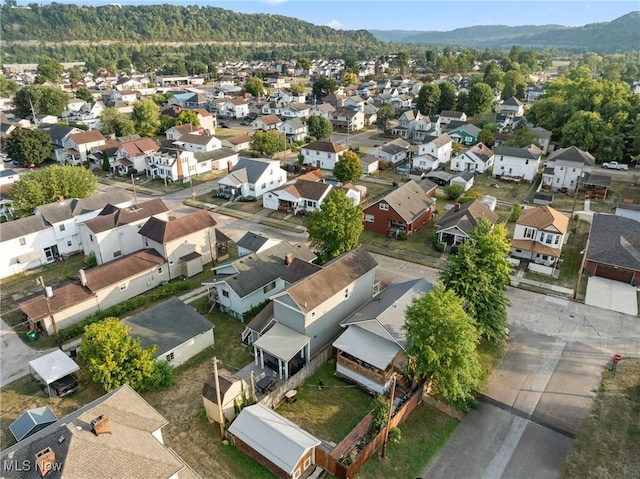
[
  {"xmin": 403, "ymin": 286, "xmax": 481, "ymax": 405},
  {"xmin": 307, "ymin": 115, "xmax": 333, "ymax": 140},
  {"xmin": 478, "ymin": 128, "xmax": 496, "ymax": 148},
  {"xmin": 456, "ymin": 91, "xmax": 468, "ymax": 112},
  {"xmin": 102, "ymin": 151, "xmax": 110, "ymax": 172},
  {"xmin": 375, "ymin": 103, "xmax": 395, "ymax": 132},
  {"xmin": 35, "ymin": 58, "xmax": 64, "ymax": 84},
  {"xmin": 81, "ymin": 318, "xmax": 173, "ymax": 392},
  {"xmin": 311, "ymin": 75, "xmax": 337, "ymax": 101},
  {"xmin": 244, "ymin": 76, "xmax": 264, "ymax": 97},
  {"xmin": 561, "ymin": 110, "xmax": 604, "ymax": 153},
  {"xmin": 506, "ymin": 124, "xmax": 539, "ymax": 148},
  {"xmin": 250, "ymin": 130, "xmax": 286, "ymax": 156},
  {"xmin": 333, "ymin": 150, "xmax": 363, "ymax": 183},
  {"xmin": 14, "ymin": 85, "xmax": 69, "ymax": 118},
  {"xmin": 100, "ymin": 107, "xmax": 136, "ymax": 137},
  {"xmin": 131, "ymin": 98, "xmax": 161, "ymax": 137},
  {"xmin": 290, "ymin": 82, "xmax": 305, "ymax": 95},
  {"xmin": 416, "ymin": 83, "xmax": 440, "ymax": 116},
  {"xmin": 440, "ymin": 218, "xmax": 511, "ymax": 342},
  {"xmin": 305, "ymin": 190, "xmax": 363, "ymax": 264},
  {"xmin": 437, "ymin": 82, "xmax": 457, "ymax": 113},
  {"xmin": 342, "ymin": 72, "xmax": 358, "ymax": 86},
  {"xmin": 501, "ymin": 70, "xmax": 526, "ymax": 100},
  {"xmin": 465, "ymin": 83, "xmax": 494, "ymax": 116},
  {"xmin": 176, "ymin": 110, "xmax": 200, "ymax": 127},
  {"xmin": 75, "ymin": 86, "xmax": 93, "ymax": 102},
  {"xmin": 0, "ymin": 74, "xmax": 19, "ymax": 96},
  {"xmin": 444, "ymin": 184, "xmax": 464, "ymax": 200},
  {"xmin": 9, "ymin": 165, "xmax": 98, "ymax": 216},
  {"xmin": 483, "ymin": 62, "xmax": 505, "ymax": 90},
  {"xmin": 297, "ymin": 57, "xmax": 311, "ymax": 70},
  {"xmin": 6, "ymin": 129, "xmax": 52, "ymax": 166}
]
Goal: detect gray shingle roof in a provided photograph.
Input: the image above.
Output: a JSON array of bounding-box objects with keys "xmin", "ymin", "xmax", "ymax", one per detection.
[
  {"xmin": 236, "ymin": 231, "xmax": 270, "ymax": 253},
  {"xmin": 124, "ymin": 298, "xmax": 213, "ymax": 356},
  {"xmin": 586, "ymin": 213, "xmax": 640, "ymax": 271},
  {"xmin": 494, "ymin": 144, "xmax": 542, "ymax": 160},
  {"xmin": 0, "ymin": 215, "xmax": 51, "ymax": 242},
  {"xmin": 83, "ymin": 199, "xmax": 168, "ymax": 234},
  {"xmin": 547, "ymin": 146, "xmax": 595, "ymax": 166},
  {"xmin": 222, "ymin": 158, "xmax": 280, "ymax": 185},
  {"xmin": 35, "ymin": 190, "xmax": 131, "ymax": 224},
  {"xmin": 435, "ymin": 199, "xmax": 499, "ymax": 234}
]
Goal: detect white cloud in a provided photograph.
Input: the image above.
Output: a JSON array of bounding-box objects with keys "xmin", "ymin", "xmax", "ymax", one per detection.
[
  {"xmin": 263, "ymin": 0, "xmax": 288, "ymax": 5},
  {"xmin": 325, "ymin": 19, "xmax": 343, "ymax": 29}
]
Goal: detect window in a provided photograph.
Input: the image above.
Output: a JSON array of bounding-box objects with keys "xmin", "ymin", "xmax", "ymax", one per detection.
[
  {"xmin": 19, "ymin": 237, "xmax": 26, "ymax": 246},
  {"xmin": 545, "ymin": 235, "xmax": 552, "ymax": 244},
  {"xmin": 119, "ymin": 283, "xmax": 127, "ymax": 291},
  {"xmin": 59, "ymin": 224, "xmax": 66, "ymax": 231},
  {"xmin": 67, "ymin": 241, "xmax": 72, "ymax": 247},
  {"xmin": 542, "ymin": 255, "xmax": 548, "ymax": 261},
  {"xmin": 222, "ymin": 290, "xmax": 229, "ymax": 298},
  {"xmin": 304, "ymin": 456, "xmax": 312, "ymax": 470},
  {"xmin": 572, "ymin": 168, "xmax": 576, "ymax": 172},
  {"xmin": 158, "ymin": 267, "xmax": 163, "ymax": 274},
  {"xmin": 89, "ymin": 235, "xmax": 94, "ymax": 242},
  {"xmin": 293, "ymin": 467, "xmax": 301, "ymax": 479},
  {"xmin": 556, "ymin": 178, "xmax": 560, "ymax": 184},
  {"xmin": 539, "ymin": 232, "xmax": 545, "ymax": 242},
  {"xmin": 525, "ymin": 159, "xmax": 529, "ymax": 165},
  {"xmin": 555, "ymin": 236, "xmax": 560, "ymax": 245},
  {"xmin": 379, "ymin": 203, "xmax": 389, "ymax": 211},
  {"xmin": 524, "ymin": 228, "xmax": 534, "ymax": 239},
  {"xmin": 263, "ymin": 281, "xmax": 276, "ymax": 294},
  {"xmin": 113, "ymin": 250, "xmax": 122, "ymax": 258},
  {"xmin": 344, "ymin": 288, "xmax": 350, "ymax": 299},
  {"xmin": 365, "ymin": 214, "xmax": 375, "ymax": 223},
  {"xmin": 144, "ymin": 238, "xmax": 149, "ymax": 247},
  {"xmin": 166, "ymin": 352, "xmax": 175, "ymax": 362},
  {"xmin": 249, "ymin": 185, "xmax": 255, "ymax": 191}
]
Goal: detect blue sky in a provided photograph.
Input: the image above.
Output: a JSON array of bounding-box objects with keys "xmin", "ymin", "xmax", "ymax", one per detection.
[{"xmin": 22, "ymin": 1, "xmax": 640, "ymax": 31}]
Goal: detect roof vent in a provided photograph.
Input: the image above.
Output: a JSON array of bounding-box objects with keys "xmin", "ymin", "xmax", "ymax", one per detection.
[
  {"xmin": 91, "ymin": 415, "xmax": 111, "ymax": 436},
  {"xmin": 35, "ymin": 447, "xmax": 55, "ymax": 477}
]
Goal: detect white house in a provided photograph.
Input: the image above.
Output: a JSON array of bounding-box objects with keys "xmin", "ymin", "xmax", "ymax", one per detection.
[
  {"xmin": 221, "ymin": 98, "xmax": 249, "ymax": 119},
  {"xmin": 493, "ymin": 144, "xmax": 542, "ymax": 182},
  {"xmin": 218, "ymin": 158, "xmax": 287, "ymax": 198},
  {"xmin": 61, "ymin": 130, "xmax": 107, "ymax": 165},
  {"xmin": 277, "ymin": 118, "xmax": 308, "ymax": 142},
  {"xmin": 500, "ymin": 96, "xmax": 525, "ymax": 118},
  {"xmin": 308, "ymin": 103, "xmax": 335, "ymax": 119},
  {"xmin": 165, "ymin": 123, "xmax": 201, "ymax": 141},
  {"xmin": 222, "ymin": 135, "xmax": 252, "ymax": 152},
  {"xmin": 0, "ymin": 215, "xmax": 57, "ymax": 280},
  {"xmin": 412, "ymin": 133, "xmax": 453, "ymax": 171},
  {"xmin": 450, "ymin": 142, "xmax": 495, "ymax": 174},
  {"xmin": 113, "ymin": 137, "xmax": 159, "ymax": 175},
  {"xmin": 299, "ymin": 140, "xmax": 347, "ymax": 170},
  {"xmin": 174, "ymin": 132, "xmax": 222, "ymax": 153},
  {"xmin": 541, "ymin": 146, "xmax": 595, "ymax": 192},
  {"xmin": 615, "ymin": 202, "xmax": 640, "ymax": 222},
  {"xmin": 263, "ymin": 179, "xmax": 333, "ymax": 215},
  {"xmin": 438, "ymin": 110, "xmax": 467, "ymax": 125},
  {"xmin": 252, "ymin": 114, "xmax": 283, "ymax": 132},
  {"xmin": 530, "ymin": 127, "xmax": 552, "ymax": 154},
  {"xmin": 450, "ymin": 172, "xmax": 474, "ymax": 192},
  {"xmin": 329, "ymin": 108, "xmax": 365, "ymax": 133}
]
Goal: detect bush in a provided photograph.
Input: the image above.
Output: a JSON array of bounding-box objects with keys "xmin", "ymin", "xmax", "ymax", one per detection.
[
  {"xmin": 388, "ymin": 426, "xmax": 402, "ymax": 443},
  {"xmin": 450, "ymin": 245, "xmax": 459, "ymax": 254},
  {"xmin": 370, "ymin": 395, "xmax": 390, "ymax": 433},
  {"xmin": 397, "ymin": 231, "xmax": 408, "ymax": 241},
  {"xmin": 509, "ymin": 203, "xmax": 522, "ymax": 222},
  {"xmin": 444, "ymin": 184, "xmax": 464, "ymax": 200},
  {"xmin": 378, "ymin": 160, "xmax": 390, "ymax": 171},
  {"xmin": 435, "ymin": 242, "xmax": 446, "ymax": 252},
  {"xmin": 430, "ymin": 230, "xmax": 439, "ymax": 245},
  {"xmin": 140, "ymin": 361, "xmax": 175, "ymax": 391},
  {"xmin": 85, "ymin": 253, "xmax": 97, "ymax": 268}
]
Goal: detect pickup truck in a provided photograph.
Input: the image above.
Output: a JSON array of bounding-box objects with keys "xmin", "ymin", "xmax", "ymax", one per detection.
[{"xmin": 602, "ymin": 161, "xmax": 628, "ymax": 171}]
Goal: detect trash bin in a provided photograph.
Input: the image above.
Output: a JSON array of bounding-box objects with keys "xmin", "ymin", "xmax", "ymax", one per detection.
[{"xmin": 26, "ymin": 330, "xmax": 38, "ymax": 342}]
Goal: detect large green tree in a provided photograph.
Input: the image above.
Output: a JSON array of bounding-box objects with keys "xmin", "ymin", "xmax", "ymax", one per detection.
[
  {"xmin": 305, "ymin": 190, "xmax": 363, "ymax": 264},
  {"xmin": 175, "ymin": 110, "xmax": 200, "ymax": 127},
  {"xmin": 74, "ymin": 86, "xmax": 93, "ymax": 102},
  {"xmin": 416, "ymin": 83, "xmax": 440, "ymax": 116},
  {"xmin": 9, "ymin": 165, "xmax": 98, "ymax": 216},
  {"xmin": 307, "ymin": 115, "xmax": 333, "ymax": 140},
  {"xmin": 14, "ymin": 85, "xmax": 69, "ymax": 118},
  {"xmin": 35, "ymin": 58, "xmax": 64, "ymax": 84},
  {"xmin": 375, "ymin": 103, "xmax": 395, "ymax": 131},
  {"xmin": 440, "ymin": 219, "xmax": 511, "ymax": 342},
  {"xmin": 333, "ymin": 150, "xmax": 364, "ymax": 183},
  {"xmin": 437, "ymin": 82, "xmax": 457, "ymax": 113},
  {"xmin": 99, "ymin": 107, "xmax": 136, "ymax": 137},
  {"xmin": 465, "ymin": 83, "xmax": 494, "ymax": 116},
  {"xmin": 5, "ymin": 129, "xmax": 52, "ymax": 166},
  {"xmin": 311, "ymin": 75, "xmax": 337, "ymax": 101},
  {"xmin": 244, "ymin": 76, "xmax": 264, "ymax": 97},
  {"xmin": 560, "ymin": 110, "xmax": 604, "ymax": 153},
  {"xmin": 501, "ymin": 70, "xmax": 526, "ymax": 100},
  {"xmin": 81, "ymin": 318, "xmax": 173, "ymax": 392},
  {"xmin": 131, "ymin": 98, "xmax": 161, "ymax": 137},
  {"xmin": 403, "ymin": 286, "xmax": 482, "ymax": 405},
  {"xmin": 506, "ymin": 124, "xmax": 539, "ymax": 148},
  {"xmin": 251, "ymin": 130, "xmax": 286, "ymax": 156}
]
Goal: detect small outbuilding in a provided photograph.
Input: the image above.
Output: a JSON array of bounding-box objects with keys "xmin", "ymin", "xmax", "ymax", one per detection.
[
  {"xmin": 202, "ymin": 369, "xmax": 249, "ymax": 424},
  {"xmin": 124, "ymin": 297, "xmax": 215, "ymax": 367},
  {"xmin": 9, "ymin": 406, "xmax": 58, "ymax": 442}
]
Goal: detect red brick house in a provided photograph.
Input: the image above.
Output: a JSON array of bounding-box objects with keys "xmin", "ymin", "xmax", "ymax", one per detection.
[{"xmin": 363, "ymin": 180, "xmax": 435, "ymax": 237}]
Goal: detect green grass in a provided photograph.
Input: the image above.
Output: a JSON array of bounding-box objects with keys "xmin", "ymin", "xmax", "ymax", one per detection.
[
  {"xmin": 267, "ymin": 210, "xmax": 307, "ymax": 226},
  {"xmin": 224, "ymin": 199, "xmax": 265, "ymax": 214},
  {"xmin": 470, "ymin": 173, "xmax": 533, "ymax": 205},
  {"xmin": 355, "ymin": 403, "xmax": 459, "ymax": 479},
  {"xmin": 557, "ymin": 219, "xmax": 590, "ymax": 289},
  {"xmin": 357, "ymin": 180, "xmax": 393, "ymax": 202},
  {"xmin": 276, "ymin": 363, "xmax": 374, "ymax": 444},
  {"xmin": 258, "ymin": 218, "xmax": 303, "ymax": 232},
  {"xmin": 477, "ymin": 338, "xmax": 508, "ymax": 387}
]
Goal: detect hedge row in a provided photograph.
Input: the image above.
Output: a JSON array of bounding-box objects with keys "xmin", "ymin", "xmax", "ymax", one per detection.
[{"xmin": 58, "ymin": 281, "xmax": 191, "ymax": 342}]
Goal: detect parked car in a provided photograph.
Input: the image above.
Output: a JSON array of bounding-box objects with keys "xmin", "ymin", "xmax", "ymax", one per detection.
[
  {"xmin": 50, "ymin": 374, "xmax": 79, "ymax": 397},
  {"xmin": 602, "ymin": 161, "xmax": 628, "ymax": 171},
  {"xmin": 219, "ymin": 121, "xmax": 230, "ymax": 128}
]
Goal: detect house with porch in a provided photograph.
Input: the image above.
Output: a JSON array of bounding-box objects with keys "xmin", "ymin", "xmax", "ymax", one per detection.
[
  {"xmin": 252, "ymin": 114, "xmax": 283, "ymax": 132},
  {"xmin": 412, "ymin": 133, "xmax": 453, "ymax": 171},
  {"xmin": 202, "ymin": 240, "xmax": 316, "ymax": 321},
  {"xmin": 174, "ymin": 132, "xmax": 222, "ymax": 153},
  {"xmin": 333, "ymin": 278, "xmax": 434, "ymax": 394},
  {"xmin": 165, "ymin": 123, "xmax": 201, "ymax": 141},
  {"xmin": 48, "ymin": 124, "xmax": 82, "ymax": 162},
  {"xmin": 308, "ymin": 103, "xmax": 335, "ymax": 119},
  {"xmin": 220, "ymin": 98, "xmax": 249, "ymax": 119},
  {"xmin": 510, "ymin": 205, "xmax": 569, "ymax": 275},
  {"xmin": 435, "ymin": 200, "xmax": 499, "ymax": 246},
  {"xmin": 218, "ymin": 158, "xmax": 287, "ymax": 198},
  {"xmin": 247, "ymin": 248, "xmax": 378, "ymax": 380},
  {"xmin": 222, "ymin": 135, "xmax": 252, "ymax": 152},
  {"xmin": 500, "ymin": 96, "xmax": 525, "ymax": 118},
  {"xmin": 113, "ymin": 137, "xmax": 159, "ymax": 175},
  {"xmin": 541, "ymin": 146, "xmax": 595, "ymax": 192},
  {"xmin": 438, "ymin": 110, "xmax": 467, "ymax": 125},
  {"xmin": 262, "ymin": 178, "xmax": 333, "ymax": 215},
  {"xmin": 450, "ymin": 142, "xmax": 495, "ymax": 174},
  {"xmin": 299, "ymin": 140, "xmax": 347, "ymax": 170},
  {"xmin": 448, "ymin": 123, "xmax": 481, "ymax": 146},
  {"xmin": 363, "ymin": 180, "xmax": 435, "ymax": 237},
  {"xmin": 329, "ymin": 108, "xmax": 364, "ymax": 133},
  {"xmin": 59, "ymin": 130, "xmax": 107, "ymax": 165},
  {"xmin": 277, "ymin": 118, "xmax": 308, "ymax": 142},
  {"xmin": 493, "ymin": 144, "xmax": 542, "ymax": 183}
]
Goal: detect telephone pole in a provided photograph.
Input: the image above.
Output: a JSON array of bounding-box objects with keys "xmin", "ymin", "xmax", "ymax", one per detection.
[
  {"xmin": 39, "ymin": 276, "xmax": 62, "ymax": 350},
  {"xmin": 213, "ymin": 357, "xmax": 225, "ymax": 440},
  {"xmin": 381, "ymin": 376, "xmax": 396, "ymax": 459}
]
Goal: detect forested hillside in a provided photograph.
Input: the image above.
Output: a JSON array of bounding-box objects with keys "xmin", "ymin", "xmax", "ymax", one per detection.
[{"xmin": 1, "ymin": 3, "xmax": 376, "ymax": 45}]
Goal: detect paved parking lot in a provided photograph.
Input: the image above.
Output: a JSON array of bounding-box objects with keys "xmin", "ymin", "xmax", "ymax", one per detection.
[{"xmin": 585, "ymin": 275, "xmax": 638, "ymax": 315}]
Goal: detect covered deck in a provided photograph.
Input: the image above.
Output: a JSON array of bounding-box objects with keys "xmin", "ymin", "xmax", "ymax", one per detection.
[{"xmin": 253, "ymin": 322, "xmax": 310, "ymax": 381}]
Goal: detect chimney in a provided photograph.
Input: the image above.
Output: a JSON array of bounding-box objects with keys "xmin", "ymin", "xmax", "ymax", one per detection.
[
  {"xmin": 91, "ymin": 415, "xmax": 111, "ymax": 436},
  {"xmin": 57, "ymin": 195, "xmax": 64, "ymax": 203},
  {"xmin": 35, "ymin": 447, "xmax": 55, "ymax": 477},
  {"xmin": 284, "ymin": 253, "xmax": 293, "ymax": 265},
  {"xmin": 227, "ymin": 160, "xmax": 233, "ymax": 172},
  {"xmin": 454, "ymin": 203, "xmax": 460, "ymax": 212},
  {"xmin": 79, "ymin": 269, "xmax": 87, "ymax": 287}
]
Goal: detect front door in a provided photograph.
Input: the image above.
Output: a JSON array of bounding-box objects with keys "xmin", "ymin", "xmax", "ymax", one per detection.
[{"xmin": 44, "ymin": 245, "xmax": 59, "ymax": 263}]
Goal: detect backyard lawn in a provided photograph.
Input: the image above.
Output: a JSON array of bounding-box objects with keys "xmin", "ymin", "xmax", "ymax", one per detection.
[{"xmin": 276, "ymin": 363, "xmax": 374, "ymax": 444}]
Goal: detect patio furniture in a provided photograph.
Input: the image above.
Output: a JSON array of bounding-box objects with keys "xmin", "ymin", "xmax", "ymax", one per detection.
[
  {"xmin": 285, "ymin": 390, "xmax": 297, "ymax": 403},
  {"xmin": 256, "ymin": 376, "xmax": 274, "ymax": 394}
]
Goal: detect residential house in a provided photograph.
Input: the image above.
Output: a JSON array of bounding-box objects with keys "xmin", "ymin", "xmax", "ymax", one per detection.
[
  {"xmin": 439, "ymin": 110, "xmax": 467, "ymax": 125},
  {"xmin": 167, "ymin": 91, "xmax": 209, "ymax": 110},
  {"xmin": 139, "ymin": 209, "xmax": 218, "ymax": 279},
  {"xmin": 278, "ymin": 118, "xmax": 308, "ymax": 142},
  {"xmin": 115, "ymin": 76, "xmax": 144, "ymax": 91},
  {"xmin": 165, "ymin": 124, "xmax": 201, "ymax": 142},
  {"xmin": 48, "ymin": 124, "xmax": 83, "ymax": 162},
  {"xmin": 412, "ymin": 133, "xmax": 453, "ymax": 171},
  {"xmin": 448, "ymin": 123, "xmax": 481, "ymax": 146},
  {"xmin": 228, "ymin": 404, "xmax": 321, "ymax": 479},
  {"xmin": 363, "ymin": 180, "xmax": 435, "ymax": 237},
  {"xmin": 220, "ymin": 98, "xmax": 249, "ymax": 119},
  {"xmin": 450, "ymin": 172, "xmax": 475, "ymax": 192},
  {"xmin": 0, "ymin": 162, "xmax": 19, "ymax": 187},
  {"xmin": 510, "ymin": 205, "xmax": 569, "ymax": 274},
  {"xmin": 584, "ymin": 214, "xmax": 640, "ymax": 285},
  {"xmin": 343, "ymin": 95, "xmax": 365, "ymax": 112},
  {"xmin": 435, "ymin": 200, "xmax": 499, "ymax": 245},
  {"xmin": 252, "ymin": 114, "xmax": 283, "ymax": 132},
  {"xmin": 194, "ymin": 148, "xmax": 239, "ymax": 172},
  {"xmin": 33, "ymin": 189, "xmax": 132, "ymax": 258},
  {"xmin": 263, "ymin": 178, "xmax": 334, "ymax": 215},
  {"xmin": 450, "ymin": 142, "xmax": 495, "ymax": 174},
  {"xmin": 615, "ymin": 201, "xmax": 640, "ymax": 222},
  {"xmin": 248, "ymin": 248, "xmax": 378, "ymax": 380},
  {"xmin": 0, "ymin": 215, "xmax": 57, "ymax": 279},
  {"xmin": 202, "ymin": 369, "xmax": 249, "ymax": 424},
  {"xmin": 63, "ymin": 130, "xmax": 107, "ymax": 165},
  {"xmin": 308, "ymin": 103, "xmax": 335, "ymax": 119},
  {"xmin": 174, "ymin": 132, "xmax": 222, "ymax": 153},
  {"xmin": 392, "ymin": 109, "xmax": 420, "ymax": 139},
  {"xmin": 16, "ymin": 249, "xmax": 168, "ymax": 334},
  {"xmin": 322, "ymin": 93, "xmax": 346, "ymax": 109},
  {"xmin": 500, "ymin": 96, "xmax": 525, "ymax": 118},
  {"xmin": 370, "ymin": 138, "xmax": 410, "ymax": 165},
  {"xmin": 541, "ymin": 146, "xmax": 594, "ymax": 192},
  {"xmin": 236, "ymin": 231, "xmax": 283, "ymax": 257},
  {"xmin": 218, "ymin": 158, "xmax": 287, "ymax": 198},
  {"xmin": 113, "ymin": 137, "xmax": 159, "ymax": 175},
  {"xmin": 79, "ymin": 198, "xmax": 170, "ymax": 265},
  {"xmin": 333, "ymin": 278, "xmax": 434, "ymax": 393},
  {"xmin": 222, "ymin": 135, "xmax": 252, "ymax": 152},
  {"xmin": 299, "ymin": 140, "xmax": 347, "ymax": 170},
  {"xmin": 0, "ymin": 384, "xmax": 198, "ymax": 479},
  {"xmin": 530, "ymin": 126, "xmax": 552, "ymax": 154},
  {"xmin": 202, "ymin": 240, "xmax": 316, "ymax": 321},
  {"xmin": 526, "ymin": 84, "xmax": 544, "ymax": 103},
  {"xmin": 329, "ymin": 108, "xmax": 365, "ymax": 133},
  {"xmin": 359, "ymin": 154, "xmax": 380, "ymax": 175},
  {"xmin": 493, "ymin": 144, "xmax": 542, "ymax": 182},
  {"xmin": 279, "ymin": 102, "xmax": 311, "ymax": 120},
  {"xmin": 124, "ymin": 298, "xmax": 215, "ymax": 367}
]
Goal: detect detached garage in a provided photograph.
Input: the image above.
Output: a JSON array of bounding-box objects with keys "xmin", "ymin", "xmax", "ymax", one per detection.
[{"xmin": 584, "ymin": 214, "xmax": 640, "ymax": 286}]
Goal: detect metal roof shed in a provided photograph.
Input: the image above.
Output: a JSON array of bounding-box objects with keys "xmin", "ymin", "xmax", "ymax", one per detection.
[
  {"xmin": 28, "ymin": 349, "xmax": 79, "ymax": 385},
  {"xmin": 9, "ymin": 406, "xmax": 58, "ymax": 442}
]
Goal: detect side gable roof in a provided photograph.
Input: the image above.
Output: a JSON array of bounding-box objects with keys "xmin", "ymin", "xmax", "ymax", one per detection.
[
  {"xmin": 139, "ymin": 210, "xmax": 216, "ymax": 244},
  {"xmin": 370, "ymin": 180, "xmax": 434, "ymax": 223},
  {"xmin": 302, "ymin": 140, "xmax": 347, "ymax": 154},
  {"xmin": 83, "ymin": 198, "xmax": 169, "ymax": 234},
  {"xmin": 517, "ymin": 206, "xmax": 569, "ymax": 234},
  {"xmin": 69, "ymin": 129, "xmax": 106, "ymax": 144},
  {"xmin": 0, "ymin": 215, "xmax": 51, "ymax": 242},
  {"xmin": 435, "ymin": 199, "xmax": 499, "ymax": 234},
  {"xmin": 35, "ymin": 190, "xmax": 131, "ymax": 224},
  {"xmin": 547, "ymin": 146, "xmax": 595, "ymax": 166},
  {"xmin": 82, "ymin": 249, "xmax": 165, "ymax": 291},
  {"xmin": 494, "ymin": 144, "xmax": 542, "ymax": 160}
]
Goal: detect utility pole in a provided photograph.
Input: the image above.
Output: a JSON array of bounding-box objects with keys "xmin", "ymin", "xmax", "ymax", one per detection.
[
  {"xmin": 131, "ymin": 174, "xmax": 138, "ymax": 205},
  {"xmin": 38, "ymin": 276, "xmax": 62, "ymax": 350},
  {"xmin": 381, "ymin": 376, "xmax": 396, "ymax": 459},
  {"xmin": 213, "ymin": 357, "xmax": 225, "ymax": 440},
  {"xmin": 250, "ymin": 371, "xmax": 256, "ymax": 404}
]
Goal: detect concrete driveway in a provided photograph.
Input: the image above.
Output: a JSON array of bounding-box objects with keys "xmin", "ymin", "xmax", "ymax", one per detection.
[
  {"xmin": 0, "ymin": 317, "xmax": 48, "ymax": 387},
  {"xmin": 585, "ymin": 276, "xmax": 638, "ymax": 316}
]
